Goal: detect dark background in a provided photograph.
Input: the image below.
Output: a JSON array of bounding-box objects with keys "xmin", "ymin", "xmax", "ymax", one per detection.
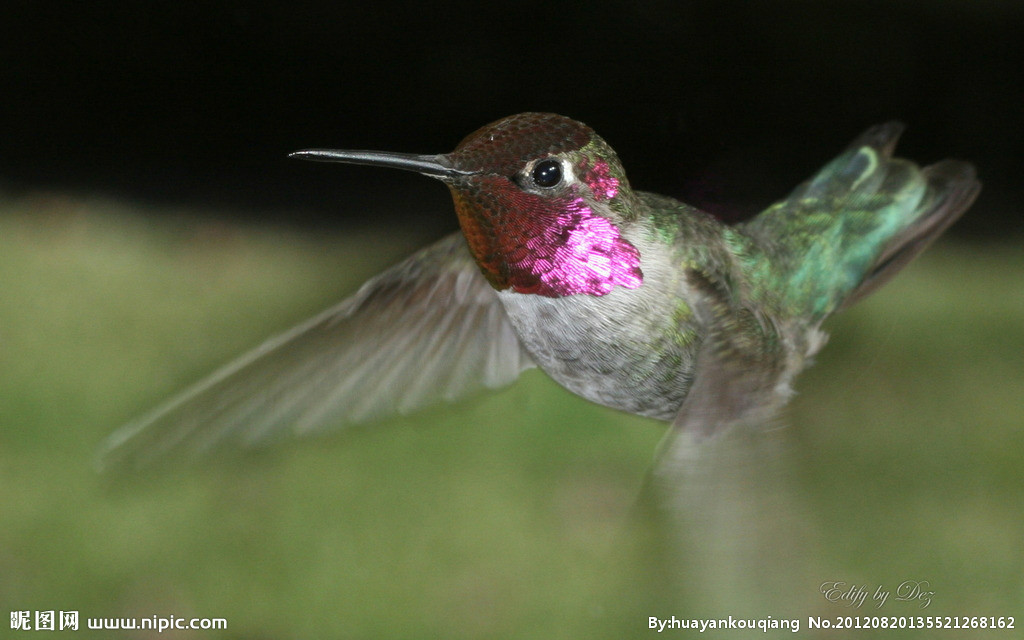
[{"xmin": 2, "ymin": 1, "xmax": 1021, "ymax": 237}]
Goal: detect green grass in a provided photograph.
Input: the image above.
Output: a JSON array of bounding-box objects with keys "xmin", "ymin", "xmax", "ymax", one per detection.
[{"xmin": 1, "ymin": 193, "xmax": 1021, "ymax": 638}]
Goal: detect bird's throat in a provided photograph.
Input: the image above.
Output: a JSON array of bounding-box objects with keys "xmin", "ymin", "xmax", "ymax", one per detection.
[{"xmin": 450, "ymin": 181, "xmax": 644, "ymax": 298}]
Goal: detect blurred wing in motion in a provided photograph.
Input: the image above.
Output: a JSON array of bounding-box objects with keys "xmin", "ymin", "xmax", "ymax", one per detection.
[
  {"xmin": 644, "ymin": 424, "xmax": 820, "ymax": 616},
  {"xmin": 670, "ymin": 270, "xmax": 791, "ymax": 439},
  {"xmin": 98, "ymin": 232, "xmax": 534, "ymax": 470}
]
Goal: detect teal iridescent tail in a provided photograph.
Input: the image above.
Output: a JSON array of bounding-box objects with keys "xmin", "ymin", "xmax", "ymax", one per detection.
[{"xmin": 743, "ymin": 123, "xmax": 980, "ymax": 321}]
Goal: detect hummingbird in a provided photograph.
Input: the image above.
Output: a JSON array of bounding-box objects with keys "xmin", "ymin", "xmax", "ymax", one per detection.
[{"xmin": 99, "ymin": 113, "xmax": 979, "ymax": 468}]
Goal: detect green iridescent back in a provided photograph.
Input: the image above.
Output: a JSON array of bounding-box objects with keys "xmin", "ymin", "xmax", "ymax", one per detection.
[{"xmin": 741, "ymin": 122, "xmax": 979, "ymax": 321}]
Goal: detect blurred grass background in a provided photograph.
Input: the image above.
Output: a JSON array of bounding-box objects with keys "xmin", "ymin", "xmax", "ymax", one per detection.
[{"xmin": 1, "ymin": 192, "xmax": 1021, "ymax": 638}]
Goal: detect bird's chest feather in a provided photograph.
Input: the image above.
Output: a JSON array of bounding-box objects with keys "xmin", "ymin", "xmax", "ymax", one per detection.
[{"xmin": 495, "ymin": 237, "xmax": 699, "ymax": 419}]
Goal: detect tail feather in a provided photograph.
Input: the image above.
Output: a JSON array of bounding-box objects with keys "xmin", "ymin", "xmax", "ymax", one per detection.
[
  {"xmin": 838, "ymin": 158, "xmax": 979, "ymax": 311},
  {"xmin": 796, "ymin": 122, "xmax": 907, "ymax": 203},
  {"xmin": 743, "ymin": 122, "xmax": 980, "ymax": 319}
]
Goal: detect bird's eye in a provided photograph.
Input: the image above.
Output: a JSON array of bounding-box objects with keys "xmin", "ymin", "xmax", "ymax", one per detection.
[{"xmin": 531, "ymin": 159, "xmax": 562, "ymax": 188}]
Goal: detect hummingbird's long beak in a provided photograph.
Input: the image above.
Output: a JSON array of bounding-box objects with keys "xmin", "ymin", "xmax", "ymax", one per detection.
[{"xmin": 288, "ymin": 149, "xmax": 474, "ymax": 179}]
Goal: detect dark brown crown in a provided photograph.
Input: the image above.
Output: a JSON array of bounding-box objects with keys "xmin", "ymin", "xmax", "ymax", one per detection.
[{"xmin": 450, "ymin": 112, "xmax": 593, "ymax": 175}]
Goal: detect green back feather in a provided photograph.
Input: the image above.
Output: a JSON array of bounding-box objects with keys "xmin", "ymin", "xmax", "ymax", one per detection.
[{"xmin": 741, "ymin": 122, "xmax": 979, "ymax": 321}]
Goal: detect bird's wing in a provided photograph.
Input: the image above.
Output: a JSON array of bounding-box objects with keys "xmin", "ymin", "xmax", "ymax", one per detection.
[
  {"xmin": 670, "ymin": 270, "xmax": 790, "ymax": 438},
  {"xmin": 98, "ymin": 231, "xmax": 534, "ymax": 470}
]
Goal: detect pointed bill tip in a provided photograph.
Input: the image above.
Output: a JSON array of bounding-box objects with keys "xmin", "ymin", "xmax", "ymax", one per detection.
[{"xmin": 288, "ymin": 149, "xmax": 324, "ymax": 160}]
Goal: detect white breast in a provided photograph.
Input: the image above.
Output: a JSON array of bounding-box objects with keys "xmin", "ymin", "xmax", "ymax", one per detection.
[{"xmin": 496, "ymin": 231, "xmax": 699, "ymax": 420}]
